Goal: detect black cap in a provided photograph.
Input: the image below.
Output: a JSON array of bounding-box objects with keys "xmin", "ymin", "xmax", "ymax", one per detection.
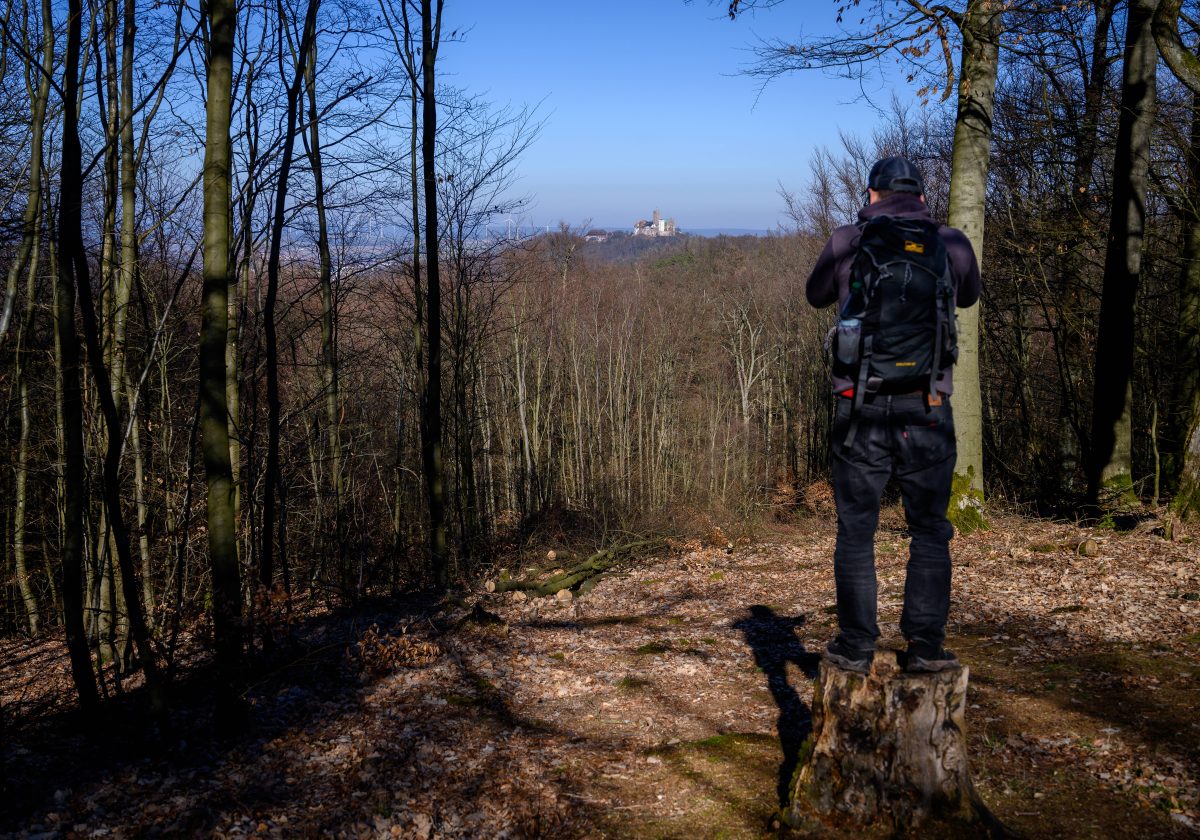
[{"xmin": 867, "ymin": 156, "xmax": 925, "ymax": 195}]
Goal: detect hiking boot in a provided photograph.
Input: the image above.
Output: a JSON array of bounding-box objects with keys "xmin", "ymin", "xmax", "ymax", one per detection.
[
  {"xmin": 905, "ymin": 646, "xmax": 959, "ymax": 673},
  {"xmin": 824, "ymin": 639, "xmax": 874, "ymax": 673}
]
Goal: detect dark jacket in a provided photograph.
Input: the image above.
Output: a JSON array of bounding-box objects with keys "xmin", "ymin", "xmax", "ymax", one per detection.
[{"xmin": 805, "ymin": 193, "xmax": 981, "ymax": 394}]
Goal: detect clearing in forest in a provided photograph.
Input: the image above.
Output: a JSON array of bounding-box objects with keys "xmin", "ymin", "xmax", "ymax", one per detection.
[{"xmin": 3, "ymin": 514, "xmax": 1199, "ymax": 838}]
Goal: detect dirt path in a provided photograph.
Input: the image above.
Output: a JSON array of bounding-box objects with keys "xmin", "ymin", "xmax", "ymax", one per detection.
[{"xmin": 5, "ymin": 516, "xmax": 1199, "ymax": 838}]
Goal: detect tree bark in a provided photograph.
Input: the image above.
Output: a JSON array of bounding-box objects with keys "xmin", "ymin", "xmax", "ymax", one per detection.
[
  {"xmin": 70, "ymin": 11, "xmax": 162, "ymax": 702},
  {"xmin": 946, "ymin": 0, "xmax": 1001, "ymax": 500},
  {"xmin": 786, "ymin": 652, "xmax": 1006, "ymax": 837},
  {"xmin": 262, "ymin": 0, "xmax": 319, "ymax": 593},
  {"xmin": 11, "ymin": 0, "xmax": 54, "ymax": 636},
  {"xmin": 58, "ymin": 0, "xmax": 100, "ymax": 713},
  {"xmin": 302, "ymin": 39, "xmax": 343, "ymax": 570},
  {"xmin": 1087, "ymin": 0, "xmax": 1158, "ymax": 504},
  {"xmin": 202, "ymin": 0, "xmax": 244, "ymax": 721},
  {"xmin": 1051, "ymin": 0, "xmax": 1117, "ymax": 498},
  {"xmin": 1170, "ymin": 86, "xmax": 1200, "ymax": 521},
  {"xmin": 420, "ymin": 0, "xmax": 448, "ymax": 589}
]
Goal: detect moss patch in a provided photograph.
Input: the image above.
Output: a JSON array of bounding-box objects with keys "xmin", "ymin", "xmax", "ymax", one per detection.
[
  {"xmin": 947, "ymin": 466, "xmax": 988, "ymax": 535},
  {"xmin": 443, "ymin": 692, "xmax": 483, "ymax": 707},
  {"xmin": 1169, "ymin": 478, "xmax": 1200, "ymax": 520},
  {"xmin": 616, "ymin": 676, "xmax": 651, "ymax": 690},
  {"xmin": 1100, "ymin": 472, "xmax": 1139, "ymax": 507},
  {"xmin": 605, "ymin": 732, "xmax": 780, "ymax": 840},
  {"xmin": 634, "ymin": 641, "xmax": 669, "ymax": 656},
  {"xmin": 585, "ymin": 615, "xmax": 644, "ymax": 627}
]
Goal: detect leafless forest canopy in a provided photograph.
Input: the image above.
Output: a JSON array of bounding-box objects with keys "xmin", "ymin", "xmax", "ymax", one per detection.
[{"xmin": 0, "ymin": 0, "xmax": 1198, "ymax": 716}]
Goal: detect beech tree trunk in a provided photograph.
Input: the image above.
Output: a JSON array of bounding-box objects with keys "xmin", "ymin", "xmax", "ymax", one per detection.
[
  {"xmin": 59, "ymin": 0, "xmax": 100, "ymax": 713},
  {"xmin": 1087, "ymin": 0, "xmax": 1158, "ymax": 504},
  {"xmin": 946, "ymin": 0, "xmax": 1001, "ymax": 502},
  {"xmin": 302, "ymin": 40, "xmax": 344, "ymax": 571},
  {"xmin": 201, "ymin": 0, "xmax": 244, "ymax": 721},
  {"xmin": 262, "ymin": 0, "xmax": 319, "ymax": 592},
  {"xmin": 11, "ymin": 0, "xmax": 54, "ymax": 636},
  {"xmin": 786, "ymin": 651, "xmax": 1006, "ymax": 837},
  {"xmin": 1173, "ymin": 93, "xmax": 1200, "ymax": 521},
  {"xmin": 420, "ymin": 0, "xmax": 448, "ymax": 589}
]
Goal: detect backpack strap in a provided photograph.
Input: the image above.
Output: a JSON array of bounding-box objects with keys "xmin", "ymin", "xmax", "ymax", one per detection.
[
  {"xmin": 929, "ymin": 288, "xmax": 944, "ymax": 400},
  {"xmin": 843, "ymin": 334, "xmax": 874, "ymax": 450}
]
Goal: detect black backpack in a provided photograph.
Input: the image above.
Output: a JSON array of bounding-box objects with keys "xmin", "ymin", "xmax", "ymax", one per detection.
[{"xmin": 832, "ymin": 214, "xmax": 958, "ymax": 444}]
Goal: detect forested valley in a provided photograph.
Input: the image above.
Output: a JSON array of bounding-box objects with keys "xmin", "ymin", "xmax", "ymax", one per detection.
[{"xmin": 2, "ymin": 0, "xmax": 1200, "ymax": 837}]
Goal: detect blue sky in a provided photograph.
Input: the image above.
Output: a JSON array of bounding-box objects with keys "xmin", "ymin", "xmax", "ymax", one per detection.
[{"xmin": 438, "ymin": 1, "xmax": 915, "ymax": 231}]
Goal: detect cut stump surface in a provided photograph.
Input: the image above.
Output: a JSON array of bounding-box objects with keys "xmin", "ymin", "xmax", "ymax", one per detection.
[{"xmin": 786, "ymin": 650, "xmax": 1010, "ymax": 838}]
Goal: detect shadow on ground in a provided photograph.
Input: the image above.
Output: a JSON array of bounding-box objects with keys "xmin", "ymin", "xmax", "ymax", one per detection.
[
  {"xmin": 2, "ymin": 593, "xmax": 586, "ymax": 837},
  {"xmin": 733, "ymin": 604, "xmax": 820, "ymax": 806}
]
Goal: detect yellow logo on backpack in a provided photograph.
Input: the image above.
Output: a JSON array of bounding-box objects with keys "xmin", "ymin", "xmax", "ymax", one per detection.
[{"xmin": 904, "ymin": 241, "xmax": 925, "ymax": 254}]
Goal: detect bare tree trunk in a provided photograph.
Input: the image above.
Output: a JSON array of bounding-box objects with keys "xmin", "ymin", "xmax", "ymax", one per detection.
[
  {"xmin": 1051, "ymin": 0, "xmax": 1117, "ymax": 497},
  {"xmin": 229, "ymin": 67, "xmax": 258, "ymax": 573},
  {"xmin": 120, "ymin": 0, "xmax": 153, "ymax": 628},
  {"xmin": 58, "ymin": 0, "xmax": 100, "ymax": 712},
  {"xmin": 389, "ymin": 0, "xmax": 426, "ymax": 578},
  {"xmin": 202, "ymin": 0, "xmax": 244, "ymax": 723},
  {"xmin": 420, "ymin": 0, "xmax": 448, "ymax": 588},
  {"xmin": 1088, "ymin": 0, "xmax": 1158, "ymax": 504},
  {"xmin": 302, "ymin": 39, "xmax": 343, "ymax": 570},
  {"xmin": 129, "ymin": 396, "xmax": 154, "ymax": 622},
  {"xmin": 70, "ymin": 65, "xmax": 161, "ymax": 707},
  {"xmin": 262, "ymin": 0, "xmax": 319, "ymax": 593},
  {"xmin": 15, "ymin": 374, "xmax": 41, "ymax": 634},
  {"xmin": 1173, "ymin": 94, "xmax": 1200, "ymax": 520},
  {"xmin": 10, "ymin": 0, "xmax": 55, "ymax": 635},
  {"xmin": 946, "ymin": 0, "xmax": 1001, "ymax": 501}
]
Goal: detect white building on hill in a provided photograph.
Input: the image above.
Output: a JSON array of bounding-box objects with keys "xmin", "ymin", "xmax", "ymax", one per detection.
[{"xmin": 633, "ymin": 209, "xmax": 677, "ymax": 237}]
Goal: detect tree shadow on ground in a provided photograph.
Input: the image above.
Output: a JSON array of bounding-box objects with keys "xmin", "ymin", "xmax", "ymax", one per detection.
[
  {"xmin": 732, "ymin": 604, "xmax": 821, "ymax": 806},
  {"xmin": 955, "ymin": 626, "xmax": 1200, "ymax": 762},
  {"xmin": 1, "ymin": 591, "xmax": 516, "ymax": 834}
]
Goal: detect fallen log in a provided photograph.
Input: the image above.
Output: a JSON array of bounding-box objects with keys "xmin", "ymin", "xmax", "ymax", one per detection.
[
  {"xmin": 485, "ymin": 539, "xmax": 660, "ymax": 597},
  {"xmin": 785, "ymin": 650, "xmax": 1012, "ymax": 838}
]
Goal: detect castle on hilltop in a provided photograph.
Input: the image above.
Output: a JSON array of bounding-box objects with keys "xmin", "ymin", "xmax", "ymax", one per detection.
[{"xmin": 633, "ymin": 209, "xmax": 676, "ymax": 237}]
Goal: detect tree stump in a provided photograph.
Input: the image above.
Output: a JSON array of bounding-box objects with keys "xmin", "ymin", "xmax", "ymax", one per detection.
[{"xmin": 785, "ymin": 650, "xmax": 1009, "ymax": 838}]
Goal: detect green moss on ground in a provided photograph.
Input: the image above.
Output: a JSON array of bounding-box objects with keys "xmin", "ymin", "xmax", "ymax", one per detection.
[
  {"xmin": 634, "ymin": 641, "xmax": 670, "ymax": 656},
  {"xmin": 616, "ymin": 676, "xmax": 652, "ymax": 690}
]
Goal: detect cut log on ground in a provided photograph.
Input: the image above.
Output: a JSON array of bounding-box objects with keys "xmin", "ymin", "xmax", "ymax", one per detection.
[
  {"xmin": 785, "ymin": 650, "xmax": 1012, "ymax": 838},
  {"xmin": 484, "ymin": 539, "xmax": 660, "ymax": 598}
]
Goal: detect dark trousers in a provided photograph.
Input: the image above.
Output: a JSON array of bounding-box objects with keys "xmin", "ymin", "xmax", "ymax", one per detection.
[{"xmin": 830, "ymin": 393, "xmax": 956, "ymax": 653}]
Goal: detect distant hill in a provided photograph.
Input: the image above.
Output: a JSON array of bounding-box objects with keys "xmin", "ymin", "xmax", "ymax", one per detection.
[
  {"xmin": 588, "ymin": 225, "xmax": 772, "ymax": 238},
  {"xmin": 681, "ymin": 227, "xmax": 771, "ymax": 237}
]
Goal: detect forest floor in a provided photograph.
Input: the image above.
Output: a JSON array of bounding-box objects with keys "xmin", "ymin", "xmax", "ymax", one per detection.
[{"xmin": 3, "ymin": 509, "xmax": 1200, "ymax": 839}]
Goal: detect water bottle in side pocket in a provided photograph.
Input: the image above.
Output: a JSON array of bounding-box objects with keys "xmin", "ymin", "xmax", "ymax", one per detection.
[{"xmin": 835, "ymin": 317, "xmax": 862, "ymax": 367}]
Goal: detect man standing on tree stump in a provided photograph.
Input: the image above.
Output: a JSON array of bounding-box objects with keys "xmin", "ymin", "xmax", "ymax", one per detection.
[{"xmin": 806, "ymin": 157, "xmax": 980, "ymax": 674}]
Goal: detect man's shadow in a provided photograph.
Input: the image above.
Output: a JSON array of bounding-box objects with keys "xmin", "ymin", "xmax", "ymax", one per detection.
[{"xmin": 733, "ymin": 604, "xmax": 822, "ymax": 806}]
